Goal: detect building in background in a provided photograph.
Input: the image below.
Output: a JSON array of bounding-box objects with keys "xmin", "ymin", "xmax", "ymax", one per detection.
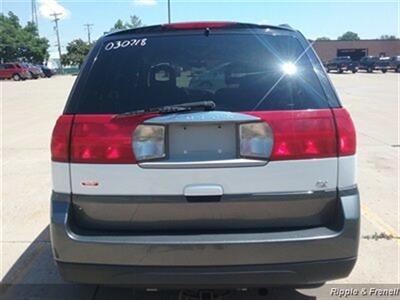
[{"xmin": 312, "ymin": 40, "xmax": 400, "ymax": 62}]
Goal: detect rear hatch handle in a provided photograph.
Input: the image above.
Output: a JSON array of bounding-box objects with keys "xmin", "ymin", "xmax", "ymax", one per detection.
[{"xmin": 184, "ymin": 184, "xmax": 223, "ymax": 202}]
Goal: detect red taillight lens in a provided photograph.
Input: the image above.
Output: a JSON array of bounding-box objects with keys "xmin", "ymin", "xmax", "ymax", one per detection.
[
  {"xmin": 248, "ymin": 110, "xmax": 338, "ymax": 160},
  {"xmin": 333, "ymin": 108, "xmax": 356, "ymax": 156},
  {"xmin": 70, "ymin": 115, "xmax": 149, "ymax": 164},
  {"xmin": 51, "ymin": 115, "xmax": 74, "ymax": 162}
]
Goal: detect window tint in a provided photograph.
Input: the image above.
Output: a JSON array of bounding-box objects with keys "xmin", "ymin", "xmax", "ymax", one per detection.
[{"xmin": 67, "ymin": 31, "xmax": 336, "ymax": 114}]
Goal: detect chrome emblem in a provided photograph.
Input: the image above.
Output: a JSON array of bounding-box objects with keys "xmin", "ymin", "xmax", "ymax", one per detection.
[{"xmin": 316, "ymin": 180, "xmax": 328, "ymax": 188}]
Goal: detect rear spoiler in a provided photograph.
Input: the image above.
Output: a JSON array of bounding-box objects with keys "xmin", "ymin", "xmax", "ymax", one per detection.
[{"xmin": 105, "ymin": 22, "xmax": 295, "ymax": 37}]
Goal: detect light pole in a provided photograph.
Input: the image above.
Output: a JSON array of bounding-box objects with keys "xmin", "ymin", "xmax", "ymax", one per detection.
[
  {"xmin": 50, "ymin": 12, "xmax": 63, "ymax": 74},
  {"xmin": 31, "ymin": 0, "xmax": 38, "ymax": 29},
  {"xmin": 167, "ymin": 0, "xmax": 171, "ymax": 24},
  {"xmin": 84, "ymin": 24, "xmax": 94, "ymax": 44}
]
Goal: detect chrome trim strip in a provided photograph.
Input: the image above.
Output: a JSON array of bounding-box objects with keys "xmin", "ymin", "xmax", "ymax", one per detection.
[
  {"xmin": 144, "ymin": 111, "xmax": 260, "ymax": 125},
  {"xmin": 68, "ymin": 189, "xmax": 337, "ymax": 204},
  {"xmin": 65, "ymin": 224, "xmax": 340, "ymax": 244},
  {"xmin": 139, "ymin": 159, "xmax": 267, "ymax": 169}
]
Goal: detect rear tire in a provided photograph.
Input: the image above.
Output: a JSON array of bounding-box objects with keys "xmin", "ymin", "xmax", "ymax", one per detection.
[
  {"xmin": 396, "ymin": 66, "xmax": 400, "ymax": 73},
  {"xmin": 12, "ymin": 74, "xmax": 21, "ymax": 81},
  {"xmin": 352, "ymin": 69, "xmax": 357, "ymax": 73},
  {"xmin": 381, "ymin": 69, "xmax": 387, "ymax": 73},
  {"xmin": 338, "ymin": 69, "xmax": 343, "ymax": 74},
  {"xmin": 367, "ymin": 67, "xmax": 373, "ymax": 73}
]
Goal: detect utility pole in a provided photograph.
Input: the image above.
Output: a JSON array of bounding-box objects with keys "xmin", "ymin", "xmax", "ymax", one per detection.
[
  {"xmin": 51, "ymin": 12, "xmax": 63, "ymax": 74},
  {"xmin": 84, "ymin": 24, "xmax": 94, "ymax": 44},
  {"xmin": 167, "ymin": 0, "xmax": 171, "ymax": 24},
  {"xmin": 31, "ymin": 0, "xmax": 38, "ymax": 29}
]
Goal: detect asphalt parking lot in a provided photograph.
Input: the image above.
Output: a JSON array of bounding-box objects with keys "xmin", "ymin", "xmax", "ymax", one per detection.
[{"xmin": 1, "ymin": 73, "xmax": 399, "ymax": 299}]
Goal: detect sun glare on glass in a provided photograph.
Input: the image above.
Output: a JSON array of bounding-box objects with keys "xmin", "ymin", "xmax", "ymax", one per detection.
[{"xmin": 282, "ymin": 62, "xmax": 297, "ymax": 75}]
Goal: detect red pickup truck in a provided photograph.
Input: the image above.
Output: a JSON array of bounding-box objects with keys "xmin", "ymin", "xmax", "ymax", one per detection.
[{"xmin": 0, "ymin": 63, "xmax": 31, "ymax": 81}]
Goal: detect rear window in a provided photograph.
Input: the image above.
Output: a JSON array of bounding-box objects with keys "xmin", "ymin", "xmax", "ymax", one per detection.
[{"xmin": 66, "ymin": 29, "xmax": 338, "ymax": 114}]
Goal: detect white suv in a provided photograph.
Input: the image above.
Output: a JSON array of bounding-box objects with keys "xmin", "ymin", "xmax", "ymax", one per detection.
[{"xmin": 50, "ymin": 22, "xmax": 359, "ymax": 287}]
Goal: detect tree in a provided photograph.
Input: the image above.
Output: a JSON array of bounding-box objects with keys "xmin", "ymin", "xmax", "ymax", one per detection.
[
  {"xmin": 109, "ymin": 15, "xmax": 143, "ymax": 32},
  {"xmin": 380, "ymin": 35, "xmax": 398, "ymax": 40},
  {"xmin": 21, "ymin": 21, "xmax": 50, "ymax": 63},
  {"xmin": 0, "ymin": 11, "xmax": 49, "ymax": 63},
  {"xmin": 315, "ymin": 37, "xmax": 331, "ymax": 41},
  {"xmin": 129, "ymin": 15, "xmax": 143, "ymax": 28},
  {"xmin": 112, "ymin": 19, "xmax": 127, "ymax": 31},
  {"xmin": 61, "ymin": 39, "xmax": 91, "ymax": 67},
  {"xmin": 337, "ymin": 31, "xmax": 360, "ymax": 41}
]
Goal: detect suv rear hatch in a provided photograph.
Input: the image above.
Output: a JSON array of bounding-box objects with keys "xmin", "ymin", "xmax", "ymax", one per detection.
[{"xmin": 52, "ymin": 23, "xmax": 355, "ymax": 234}]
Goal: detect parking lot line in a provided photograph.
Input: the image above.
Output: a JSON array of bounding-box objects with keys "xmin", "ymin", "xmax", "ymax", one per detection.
[{"xmin": 361, "ymin": 204, "xmax": 400, "ymax": 246}]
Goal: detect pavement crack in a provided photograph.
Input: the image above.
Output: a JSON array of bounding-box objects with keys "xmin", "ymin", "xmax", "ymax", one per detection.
[
  {"xmin": 357, "ymin": 131, "xmax": 392, "ymax": 146},
  {"xmin": 362, "ymin": 232, "xmax": 400, "ymax": 241}
]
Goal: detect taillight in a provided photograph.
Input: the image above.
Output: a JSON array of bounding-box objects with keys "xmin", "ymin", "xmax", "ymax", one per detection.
[
  {"xmin": 51, "ymin": 115, "xmax": 74, "ymax": 162},
  {"xmin": 247, "ymin": 110, "xmax": 338, "ymax": 160},
  {"xmin": 70, "ymin": 115, "xmax": 151, "ymax": 164},
  {"xmin": 332, "ymin": 108, "xmax": 356, "ymax": 156}
]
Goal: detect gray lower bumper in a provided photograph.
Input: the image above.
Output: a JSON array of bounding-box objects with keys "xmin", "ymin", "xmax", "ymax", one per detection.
[
  {"xmin": 50, "ymin": 188, "xmax": 360, "ymax": 285},
  {"xmin": 57, "ymin": 257, "xmax": 356, "ymax": 286}
]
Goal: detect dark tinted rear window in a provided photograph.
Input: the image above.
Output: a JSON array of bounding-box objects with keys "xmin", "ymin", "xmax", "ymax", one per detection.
[{"xmin": 66, "ymin": 29, "xmax": 338, "ymax": 114}]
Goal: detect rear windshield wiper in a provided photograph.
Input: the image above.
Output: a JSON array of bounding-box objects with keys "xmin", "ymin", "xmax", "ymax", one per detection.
[{"xmin": 115, "ymin": 101, "xmax": 216, "ymax": 118}]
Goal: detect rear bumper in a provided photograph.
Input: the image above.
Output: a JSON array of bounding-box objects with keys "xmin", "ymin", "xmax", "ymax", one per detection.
[
  {"xmin": 30, "ymin": 73, "xmax": 40, "ymax": 78},
  {"xmin": 57, "ymin": 257, "xmax": 356, "ymax": 287},
  {"xmin": 20, "ymin": 72, "xmax": 30, "ymax": 79},
  {"xmin": 21, "ymin": 71, "xmax": 31, "ymax": 79},
  {"xmin": 50, "ymin": 187, "xmax": 360, "ymax": 285}
]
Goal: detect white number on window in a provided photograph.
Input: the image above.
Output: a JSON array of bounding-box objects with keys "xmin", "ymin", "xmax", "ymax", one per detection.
[{"xmin": 105, "ymin": 38, "xmax": 148, "ymax": 51}]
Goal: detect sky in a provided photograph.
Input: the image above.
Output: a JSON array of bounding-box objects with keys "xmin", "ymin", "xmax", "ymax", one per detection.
[{"xmin": 2, "ymin": 0, "xmax": 399, "ymax": 58}]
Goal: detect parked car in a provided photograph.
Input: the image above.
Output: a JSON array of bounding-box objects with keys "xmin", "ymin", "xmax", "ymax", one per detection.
[
  {"xmin": 326, "ymin": 56, "xmax": 358, "ymax": 73},
  {"xmin": 358, "ymin": 56, "xmax": 390, "ymax": 73},
  {"xmin": 39, "ymin": 65, "xmax": 56, "ymax": 78},
  {"xmin": 376, "ymin": 57, "xmax": 391, "ymax": 73},
  {"xmin": 0, "ymin": 63, "xmax": 30, "ymax": 81},
  {"xmin": 50, "ymin": 22, "xmax": 359, "ymax": 288},
  {"xmin": 20, "ymin": 63, "xmax": 43, "ymax": 79},
  {"xmin": 389, "ymin": 55, "xmax": 400, "ymax": 72}
]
